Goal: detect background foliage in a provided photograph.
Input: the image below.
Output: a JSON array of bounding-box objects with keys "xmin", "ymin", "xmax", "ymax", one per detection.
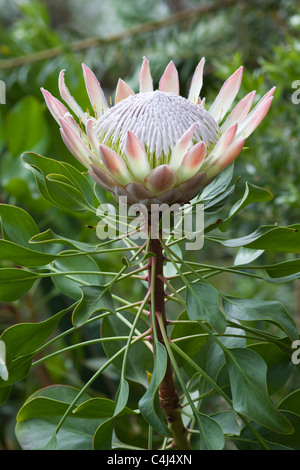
[{"xmin": 0, "ymin": 0, "xmax": 300, "ymax": 450}]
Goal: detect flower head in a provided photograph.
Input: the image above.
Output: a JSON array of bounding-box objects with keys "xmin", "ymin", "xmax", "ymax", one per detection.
[{"xmin": 41, "ymin": 57, "xmax": 275, "ymax": 206}]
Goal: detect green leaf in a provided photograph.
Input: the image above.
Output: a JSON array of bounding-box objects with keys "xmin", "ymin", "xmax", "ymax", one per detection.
[
  {"xmin": 202, "ymin": 185, "xmax": 235, "ymax": 214},
  {"xmin": 186, "ymin": 282, "xmax": 227, "ymax": 334},
  {"xmin": 0, "ymin": 303, "xmax": 73, "ymax": 388},
  {"xmin": 101, "ymin": 311, "xmax": 152, "ymax": 385},
  {"xmin": 225, "ymin": 348, "xmax": 293, "ymax": 433},
  {"xmin": 278, "ymin": 390, "xmax": 300, "ymax": 416},
  {"xmin": 0, "ymin": 204, "xmax": 43, "ymax": 251},
  {"xmin": 93, "ymin": 418, "xmax": 114, "ymax": 450},
  {"xmin": 138, "ymin": 342, "xmax": 171, "ymax": 437},
  {"xmin": 22, "ymin": 152, "xmax": 94, "ymax": 212},
  {"xmin": 72, "ymin": 285, "xmax": 115, "ymax": 327},
  {"xmin": 248, "ymin": 342, "xmax": 294, "ymax": 395},
  {"xmin": 200, "ymin": 164, "xmax": 234, "ymax": 201},
  {"xmin": 263, "ymin": 258, "xmax": 300, "ymax": 279},
  {"xmin": 0, "ymin": 240, "xmax": 56, "ymax": 267},
  {"xmin": 0, "ymin": 356, "xmax": 32, "ymax": 390},
  {"xmin": 73, "ymin": 397, "xmax": 136, "ymax": 419},
  {"xmin": 222, "ymin": 296, "xmax": 298, "ymax": 341},
  {"xmin": 30, "ymin": 228, "xmax": 98, "ymax": 252},
  {"xmin": 234, "ymin": 412, "xmax": 300, "ymax": 450},
  {"xmin": 170, "ymin": 310, "xmax": 208, "ymax": 366},
  {"xmin": 234, "ymin": 247, "xmax": 264, "ymax": 266},
  {"xmin": 16, "ymin": 385, "xmax": 100, "ymax": 450},
  {"xmin": 6, "ymin": 96, "xmax": 47, "ymax": 157},
  {"xmin": 210, "ymin": 410, "xmax": 240, "ymax": 436},
  {"xmin": 0, "ymin": 386, "xmax": 11, "ymax": 406},
  {"xmin": 219, "ymin": 182, "xmax": 273, "ymax": 232},
  {"xmin": 51, "ymin": 255, "xmax": 103, "ymax": 301},
  {"xmin": 210, "ymin": 224, "xmax": 300, "ymax": 253},
  {"xmin": 0, "ymin": 268, "xmax": 40, "ymax": 302},
  {"xmin": 114, "ymin": 378, "xmax": 129, "ymax": 416},
  {"xmin": 194, "ymin": 412, "xmax": 225, "ymax": 450}
]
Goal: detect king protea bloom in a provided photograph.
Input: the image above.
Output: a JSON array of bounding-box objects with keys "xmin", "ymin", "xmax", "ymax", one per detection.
[{"xmin": 41, "ymin": 57, "xmax": 275, "ymax": 206}]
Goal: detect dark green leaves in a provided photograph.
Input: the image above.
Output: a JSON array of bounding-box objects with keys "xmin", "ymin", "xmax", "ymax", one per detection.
[
  {"xmin": 72, "ymin": 286, "xmax": 115, "ymax": 327},
  {"xmin": 0, "ymin": 268, "xmax": 40, "ymax": 302},
  {"xmin": 219, "ymin": 182, "xmax": 273, "ymax": 232},
  {"xmin": 0, "ymin": 204, "xmax": 42, "ymax": 250},
  {"xmin": 0, "ymin": 203, "xmax": 56, "ymax": 268},
  {"xmin": 6, "ymin": 96, "xmax": 48, "ymax": 158},
  {"xmin": 211, "ymin": 224, "xmax": 300, "ymax": 253},
  {"xmin": 193, "ymin": 412, "xmax": 225, "ymax": 450},
  {"xmin": 225, "ymin": 348, "xmax": 293, "ymax": 434},
  {"xmin": 15, "ymin": 386, "xmax": 103, "ymax": 450},
  {"xmin": 186, "ymin": 282, "xmax": 227, "ymax": 333},
  {"xmin": 222, "ymin": 296, "xmax": 298, "ymax": 341},
  {"xmin": 16, "ymin": 385, "xmax": 137, "ymax": 450},
  {"xmin": 0, "ymin": 304, "xmax": 72, "ymax": 389},
  {"xmin": 22, "ymin": 152, "xmax": 95, "ymax": 213},
  {"xmin": 101, "ymin": 311, "xmax": 152, "ymax": 386},
  {"xmin": 139, "ymin": 343, "xmax": 170, "ymax": 437}
]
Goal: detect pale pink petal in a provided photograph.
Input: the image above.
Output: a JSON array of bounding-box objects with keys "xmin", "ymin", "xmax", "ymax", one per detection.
[
  {"xmin": 60, "ymin": 126, "xmax": 91, "ymax": 168},
  {"xmin": 63, "ymin": 113, "xmax": 82, "ymax": 135},
  {"xmin": 115, "ymin": 79, "xmax": 135, "ymax": 104},
  {"xmin": 59, "ymin": 70, "xmax": 87, "ymax": 124},
  {"xmin": 209, "ymin": 66, "xmax": 243, "ymax": 123},
  {"xmin": 221, "ymin": 91, "xmax": 256, "ymax": 132},
  {"xmin": 125, "ymin": 131, "xmax": 151, "ymax": 180},
  {"xmin": 250, "ymin": 87, "xmax": 276, "ymax": 116},
  {"xmin": 139, "ymin": 57, "xmax": 153, "ymax": 93},
  {"xmin": 207, "ymin": 138, "xmax": 246, "ymax": 179},
  {"xmin": 188, "ymin": 58, "xmax": 205, "ymax": 103},
  {"xmin": 177, "ymin": 142, "xmax": 206, "ymax": 181},
  {"xmin": 86, "ymin": 119, "xmax": 100, "ymax": 155},
  {"xmin": 144, "ymin": 164, "xmax": 177, "ymax": 194},
  {"xmin": 236, "ymin": 87, "xmax": 276, "ymax": 132},
  {"xmin": 59, "ymin": 117, "xmax": 99, "ymax": 168},
  {"xmin": 159, "ymin": 61, "xmax": 179, "ymax": 95},
  {"xmin": 237, "ymin": 96, "xmax": 274, "ymax": 139},
  {"xmin": 169, "ymin": 123, "xmax": 197, "ymax": 171},
  {"xmin": 41, "ymin": 88, "xmax": 69, "ymax": 124},
  {"xmin": 208, "ymin": 123, "xmax": 238, "ymax": 161},
  {"xmin": 82, "ymin": 63, "xmax": 108, "ymax": 117},
  {"xmin": 99, "ymin": 144, "xmax": 131, "ymax": 185}
]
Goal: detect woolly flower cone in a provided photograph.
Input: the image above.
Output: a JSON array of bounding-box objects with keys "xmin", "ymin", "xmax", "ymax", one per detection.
[{"xmin": 41, "ymin": 58, "xmax": 275, "ymax": 207}]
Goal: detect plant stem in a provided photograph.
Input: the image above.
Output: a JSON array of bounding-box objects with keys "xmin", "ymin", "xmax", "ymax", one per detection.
[{"xmin": 148, "ymin": 235, "xmax": 191, "ymax": 450}]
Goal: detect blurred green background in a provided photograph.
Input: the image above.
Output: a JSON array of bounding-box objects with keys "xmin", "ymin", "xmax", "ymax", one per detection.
[{"xmin": 0, "ymin": 0, "xmax": 299, "ymax": 449}]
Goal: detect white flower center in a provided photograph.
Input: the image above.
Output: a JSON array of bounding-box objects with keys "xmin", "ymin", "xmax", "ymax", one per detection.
[{"xmin": 94, "ymin": 91, "xmax": 220, "ymax": 162}]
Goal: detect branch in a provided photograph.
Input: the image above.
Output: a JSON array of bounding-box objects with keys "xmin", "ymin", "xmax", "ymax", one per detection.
[{"xmin": 0, "ymin": 0, "xmax": 240, "ymax": 70}]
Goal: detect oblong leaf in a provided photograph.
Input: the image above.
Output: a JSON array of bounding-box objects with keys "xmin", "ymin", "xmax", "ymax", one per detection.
[
  {"xmin": 138, "ymin": 342, "xmax": 171, "ymax": 437},
  {"xmin": 0, "ymin": 268, "xmax": 40, "ymax": 302},
  {"xmin": 72, "ymin": 285, "xmax": 115, "ymax": 327},
  {"xmin": 222, "ymin": 296, "xmax": 298, "ymax": 341},
  {"xmin": 225, "ymin": 348, "xmax": 293, "ymax": 434},
  {"xmin": 186, "ymin": 282, "xmax": 227, "ymax": 333}
]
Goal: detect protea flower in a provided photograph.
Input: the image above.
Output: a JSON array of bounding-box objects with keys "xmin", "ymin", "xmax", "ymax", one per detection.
[{"xmin": 41, "ymin": 57, "xmax": 275, "ymax": 207}]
